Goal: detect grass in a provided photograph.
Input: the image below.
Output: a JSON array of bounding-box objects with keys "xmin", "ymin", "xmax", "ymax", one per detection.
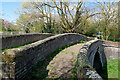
[
  {"xmin": 61, "ymin": 50, "xmax": 75, "ymax": 54},
  {"xmin": 72, "ymin": 58, "xmax": 77, "ymax": 79},
  {"xmin": 99, "ymin": 59, "xmax": 120, "ymax": 79},
  {"xmin": 26, "ymin": 40, "xmax": 87, "ymax": 80},
  {"xmin": 107, "ymin": 59, "xmax": 120, "ymax": 79}
]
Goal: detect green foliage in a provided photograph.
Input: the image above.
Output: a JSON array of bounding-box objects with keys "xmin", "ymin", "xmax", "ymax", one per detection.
[
  {"xmin": 0, "ymin": 19, "xmax": 19, "ymax": 31},
  {"xmin": 79, "ymin": 40, "xmax": 87, "ymax": 43},
  {"xmin": 85, "ymin": 26, "xmax": 97, "ymax": 36},
  {"xmin": 15, "ymin": 2, "xmax": 118, "ymax": 42},
  {"xmin": 1, "ymin": 26, "xmax": 6, "ymax": 31}
]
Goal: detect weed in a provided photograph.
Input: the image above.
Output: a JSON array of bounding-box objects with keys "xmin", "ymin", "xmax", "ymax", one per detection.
[{"xmin": 72, "ymin": 58, "xmax": 77, "ymax": 79}]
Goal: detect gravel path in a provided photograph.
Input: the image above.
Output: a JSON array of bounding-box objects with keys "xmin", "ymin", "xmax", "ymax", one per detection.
[
  {"xmin": 46, "ymin": 43, "xmax": 85, "ymax": 79},
  {"xmin": 26, "ymin": 43, "xmax": 85, "ymax": 80}
]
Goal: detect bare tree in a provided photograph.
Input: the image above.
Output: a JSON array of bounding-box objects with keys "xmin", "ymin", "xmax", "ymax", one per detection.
[
  {"xmin": 32, "ymin": 1, "xmax": 103, "ymax": 33},
  {"xmin": 98, "ymin": 2, "xmax": 118, "ymax": 40}
]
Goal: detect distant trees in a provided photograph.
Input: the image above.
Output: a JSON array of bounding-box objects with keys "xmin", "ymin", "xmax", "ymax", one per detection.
[
  {"xmin": 97, "ymin": 2, "xmax": 118, "ymax": 41},
  {"xmin": 16, "ymin": 1, "xmax": 102, "ymax": 33},
  {"xmin": 0, "ymin": 19, "xmax": 18, "ymax": 31},
  {"xmin": 15, "ymin": 1, "xmax": 118, "ymax": 41},
  {"xmin": 16, "ymin": 2, "xmax": 63, "ymax": 33}
]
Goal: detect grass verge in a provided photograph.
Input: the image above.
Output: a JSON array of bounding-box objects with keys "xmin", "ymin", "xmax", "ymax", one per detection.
[
  {"xmin": 99, "ymin": 59, "xmax": 120, "ymax": 79},
  {"xmin": 72, "ymin": 58, "xmax": 77, "ymax": 79}
]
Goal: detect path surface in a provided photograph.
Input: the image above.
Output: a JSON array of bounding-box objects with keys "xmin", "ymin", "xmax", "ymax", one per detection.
[
  {"xmin": 26, "ymin": 43, "xmax": 85, "ymax": 79},
  {"xmin": 46, "ymin": 43, "xmax": 85, "ymax": 79}
]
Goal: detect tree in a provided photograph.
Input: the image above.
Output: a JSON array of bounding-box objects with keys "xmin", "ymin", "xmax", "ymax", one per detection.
[
  {"xmin": 0, "ymin": 19, "xmax": 17, "ymax": 31},
  {"xmin": 43, "ymin": 1, "xmax": 103, "ymax": 33},
  {"xmin": 17, "ymin": 1, "xmax": 103, "ymax": 33},
  {"xmin": 98, "ymin": 2, "xmax": 118, "ymax": 40}
]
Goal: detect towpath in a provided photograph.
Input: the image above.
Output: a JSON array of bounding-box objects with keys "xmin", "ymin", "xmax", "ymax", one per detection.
[{"xmin": 26, "ymin": 43, "xmax": 86, "ymax": 79}]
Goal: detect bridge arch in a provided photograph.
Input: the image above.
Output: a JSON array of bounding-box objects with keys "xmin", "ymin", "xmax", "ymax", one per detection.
[
  {"xmin": 93, "ymin": 50, "xmax": 102, "ymax": 70},
  {"xmin": 77, "ymin": 39, "xmax": 106, "ymax": 78},
  {"xmin": 89, "ymin": 46, "xmax": 104, "ymax": 68},
  {"xmin": 77, "ymin": 40, "xmax": 119, "ymax": 79}
]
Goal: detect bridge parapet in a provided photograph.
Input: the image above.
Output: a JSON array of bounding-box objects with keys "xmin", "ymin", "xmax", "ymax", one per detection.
[
  {"xmin": 1, "ymin": 33, "xmax": 91, "ymax": 80},
  {"xmin": 77, "ymin": 39, "xmax": 119, "ymax": 79},
  {"xmin": 1, "ymin": 33, "xmax": 53, "ymax": 50},
  {"xmin": 77, "ymin": 39, "xmax": 104, "ymax": 79},
  {"xmin": 102, "ymin": 40, "xmax": 119, "ymax": 61}
]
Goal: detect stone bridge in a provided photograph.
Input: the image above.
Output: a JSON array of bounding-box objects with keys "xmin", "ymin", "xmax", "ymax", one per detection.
[{"xmin": 0, "ymin": 33, "xmax": 119, "ymax": 80}]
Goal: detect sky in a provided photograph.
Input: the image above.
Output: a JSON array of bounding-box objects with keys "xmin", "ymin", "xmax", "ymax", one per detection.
[
  {"xmin": 1, "ymin": 2, "xmax": 97, "ymax": 23},
  {"xmin": 0, "ymin": 1, "xmax": 118, "ymax": 24},
  {"xmin": 1, "ymin": 2, "xmax": 21, "ymax": 24}
]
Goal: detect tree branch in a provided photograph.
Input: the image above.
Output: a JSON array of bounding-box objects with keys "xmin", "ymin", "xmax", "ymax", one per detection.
[
  {"xmin": 63, "ymin": 3, "xmax": 74, "ymax": 23},
  {"xmin": 73, "ymin": 1, "xmax": 83, "ymax": 27},
  {"xmin": 86, "ymin": 12, "xmax": 105, "ymax": 19},
  {"xmin": 53, "ymin": 1, "xmax": 67, "ymax": 29}
]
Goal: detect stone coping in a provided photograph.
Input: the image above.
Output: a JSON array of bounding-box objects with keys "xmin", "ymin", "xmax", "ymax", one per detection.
[{"xmin": 1, "ymin": 33, "xmax": 52, "ymax": 38}]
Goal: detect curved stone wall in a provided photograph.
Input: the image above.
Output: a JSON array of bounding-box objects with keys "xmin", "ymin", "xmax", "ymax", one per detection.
[
  {"xmin": 77, "ymin": 39, "xmax": 104, "ymax": 79},
  {"xmin": 1, "ymin": 33, "xmax": 91, "ymax": 80},
  {"xmin": 77, "ymin": 40, "xmax": 119, "ymax": 79},
  {"xmin": 1, "ymin": 33, "xmax": 53, "ymax": 50}
]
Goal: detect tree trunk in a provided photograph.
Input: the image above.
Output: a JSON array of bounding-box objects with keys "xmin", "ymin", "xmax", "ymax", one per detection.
[{"xmin": 113, "ymin": 35, "xmax": 115, "ymax": 41}]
